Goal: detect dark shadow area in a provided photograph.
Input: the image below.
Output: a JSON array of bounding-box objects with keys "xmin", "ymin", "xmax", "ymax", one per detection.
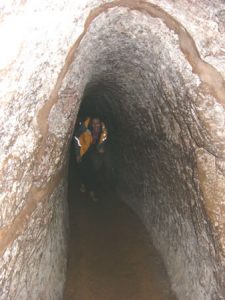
[
  {"xmin": 71, "ymin": 82, "xmax": 121, "ymax": 198},
  {"xmin": 63, "ymin": 87, "xmax": 177, "ymax": 299}
]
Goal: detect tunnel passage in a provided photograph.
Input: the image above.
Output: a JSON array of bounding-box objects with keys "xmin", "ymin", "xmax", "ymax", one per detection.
[
  {"xmin": 1, "ymin": 1, "xmax": 225, "ymax": 300},
  {"xmin": 57, "ymin": 5, "xmax": 225, "ymax": 299}
]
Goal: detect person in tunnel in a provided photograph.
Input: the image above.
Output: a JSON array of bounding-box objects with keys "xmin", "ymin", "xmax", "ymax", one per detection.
[{"xmin": 74, "ymin": 116, "xmax": 108, "ymax": 201}]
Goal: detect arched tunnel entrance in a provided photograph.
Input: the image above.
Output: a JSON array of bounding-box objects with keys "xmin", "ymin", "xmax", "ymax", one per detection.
[{"xmin": 1, "ymin": 1, "xmax": 225, "ymax": 300}]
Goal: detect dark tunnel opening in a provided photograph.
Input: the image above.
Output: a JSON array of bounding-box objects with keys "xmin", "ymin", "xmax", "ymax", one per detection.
[
  {"xmin": 75, "ymin": 81, "xmax": 123, "ymax": 185},
  {"xmin": 68, "ymin": 82, "xmax": 121, "ymax": 195}
]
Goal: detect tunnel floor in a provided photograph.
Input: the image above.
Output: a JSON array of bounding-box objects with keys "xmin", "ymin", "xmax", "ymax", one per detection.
[{"xmin": 63, "ymin": 181, "xmax": 177, "ymax": 300}]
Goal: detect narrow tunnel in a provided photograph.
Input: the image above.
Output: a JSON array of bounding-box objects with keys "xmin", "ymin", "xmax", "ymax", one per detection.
[{"xmin": 1, "ymin": 1, "xmax": 225, "ymax": 300}]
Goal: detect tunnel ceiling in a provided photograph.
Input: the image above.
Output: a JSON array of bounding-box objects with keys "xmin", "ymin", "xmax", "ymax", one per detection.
[{"xmin": 1, "ymin": 1, "xmax": 225, "ymax": 299}]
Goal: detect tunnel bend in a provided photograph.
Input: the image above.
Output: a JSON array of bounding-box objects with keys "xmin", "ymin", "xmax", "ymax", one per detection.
[{"xmin": 1, "ymin": 1, "xmax": 225, "ymax": 300}]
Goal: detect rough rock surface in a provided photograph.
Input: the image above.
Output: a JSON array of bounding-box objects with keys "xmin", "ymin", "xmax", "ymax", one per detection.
[{"xmin": 0, "ymin": 0, "xmax": 225, "ymax": 299}]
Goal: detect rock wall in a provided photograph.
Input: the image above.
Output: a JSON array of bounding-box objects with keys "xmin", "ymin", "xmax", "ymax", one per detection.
[{"xmin": 1, "ymin": 0, "xmax": 225, "ymax": 299}]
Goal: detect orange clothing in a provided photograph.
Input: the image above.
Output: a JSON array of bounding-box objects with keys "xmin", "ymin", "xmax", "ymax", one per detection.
[{"xmin": 75, "ymin": 118, "xmax": 107, "ymax": 157}]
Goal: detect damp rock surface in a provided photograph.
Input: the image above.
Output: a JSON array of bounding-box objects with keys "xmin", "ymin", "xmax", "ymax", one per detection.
[{"xmin": 0, "ymin": 1, "xmax": 225, "ymax": 299}]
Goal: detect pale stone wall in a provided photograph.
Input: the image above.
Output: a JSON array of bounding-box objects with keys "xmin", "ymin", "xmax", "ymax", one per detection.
[{"xmin": 0, "ymin": 1, "xmax": 225, "ymax": 299}]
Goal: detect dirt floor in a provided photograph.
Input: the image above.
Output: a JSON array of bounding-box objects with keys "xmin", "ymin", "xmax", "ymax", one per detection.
[{"xmin": 63, "ymin": 184, "xmax": 177, "ymax": 300}]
